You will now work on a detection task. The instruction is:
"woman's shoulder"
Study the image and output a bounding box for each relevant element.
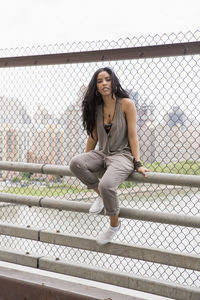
[121,97,134,103]
[121,98,136,109]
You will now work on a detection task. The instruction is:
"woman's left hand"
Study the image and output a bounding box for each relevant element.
[137,166,150,177]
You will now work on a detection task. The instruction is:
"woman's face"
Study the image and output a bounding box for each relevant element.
[96,71,112,96]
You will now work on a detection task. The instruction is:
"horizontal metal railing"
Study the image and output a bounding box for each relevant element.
[0,161,200,299]
[0,161,200,187]
[0,41,199,68]
[0,193,200,228]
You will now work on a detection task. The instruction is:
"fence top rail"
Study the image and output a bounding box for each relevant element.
[0,161,199,187]
[0,41,199,68]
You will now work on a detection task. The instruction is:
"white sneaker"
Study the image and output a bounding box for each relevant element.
[96,222,121,245]
[89,196,104,214]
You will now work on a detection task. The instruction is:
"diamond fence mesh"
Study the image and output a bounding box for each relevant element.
[0,30,200,288]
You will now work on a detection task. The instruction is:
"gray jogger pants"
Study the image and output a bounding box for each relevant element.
[70,150,134,216]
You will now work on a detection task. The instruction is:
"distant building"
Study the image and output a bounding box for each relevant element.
[27,124,64,165]
[168,106,187,129]
[0,95,65,179]
[154,122,200,163]
[0,123,32,179]
[137,102,155,128]
[0,96,31,124]
[0,93,199,179]
[33,104,58,125]
[59,85,87,164]
[0,123,65,180]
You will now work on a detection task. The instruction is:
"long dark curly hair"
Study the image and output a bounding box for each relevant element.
[82,67,129,137]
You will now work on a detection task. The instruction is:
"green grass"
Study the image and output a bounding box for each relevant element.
[145,160,200,175]
[119,181,135,189]
[1,185,87,197]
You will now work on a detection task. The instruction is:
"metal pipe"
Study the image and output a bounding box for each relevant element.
[0,161,200,187]
[0,193,200,228]
[0,161,43,173]
[0,193,41,207]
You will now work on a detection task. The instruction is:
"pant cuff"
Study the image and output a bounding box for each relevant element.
[104,209,120,216]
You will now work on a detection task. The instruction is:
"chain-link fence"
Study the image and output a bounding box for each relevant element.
[0,30,200,291]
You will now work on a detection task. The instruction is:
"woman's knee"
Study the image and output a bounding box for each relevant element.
[69,155,85,173]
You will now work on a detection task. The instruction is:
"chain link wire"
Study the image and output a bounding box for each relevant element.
[0,30,200,289]
[0,29,200,57]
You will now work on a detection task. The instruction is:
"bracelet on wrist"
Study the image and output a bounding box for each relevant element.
[133,158,142,171]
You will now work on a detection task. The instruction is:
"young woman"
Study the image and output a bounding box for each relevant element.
[70,67,149,245]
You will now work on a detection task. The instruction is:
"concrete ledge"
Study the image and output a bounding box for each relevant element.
[1,225,200,271]
[0,266,141,300]
[0,247,39,268]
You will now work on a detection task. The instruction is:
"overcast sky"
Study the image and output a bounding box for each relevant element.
[0,0,199,49]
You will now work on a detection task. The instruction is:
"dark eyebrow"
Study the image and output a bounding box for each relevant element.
[97,76,111,81]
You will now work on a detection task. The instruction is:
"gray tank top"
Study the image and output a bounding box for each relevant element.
[96,97,132,155]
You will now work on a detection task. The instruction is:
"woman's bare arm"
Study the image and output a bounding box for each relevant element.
[85,127,98,152]
[122,98,150,177]
[122,98,140,160]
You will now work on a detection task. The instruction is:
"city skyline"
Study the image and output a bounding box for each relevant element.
[0,50,199,123]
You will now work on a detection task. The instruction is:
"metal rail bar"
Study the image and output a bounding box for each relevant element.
[0,193,200,228]
[0,161,200,187]
[0,42,199,68]
[0,222,200,271]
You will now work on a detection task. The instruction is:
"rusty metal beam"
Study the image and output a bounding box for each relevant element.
[0,266,141,300]
[0,42,199,68]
